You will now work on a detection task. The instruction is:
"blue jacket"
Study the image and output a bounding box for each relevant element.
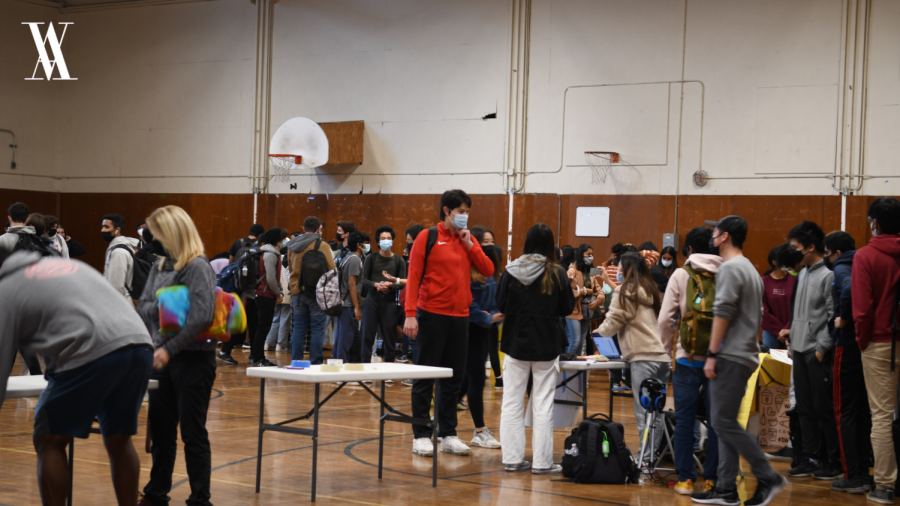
[830,250,856,346]
[469,275,501,328]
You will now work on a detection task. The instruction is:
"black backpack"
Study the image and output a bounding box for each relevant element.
[300,238,330,297]
[562,413,641,484]
[417,227,439,283]
[111,244,151,301]
[14,234,61,258]
[234,247,262,293]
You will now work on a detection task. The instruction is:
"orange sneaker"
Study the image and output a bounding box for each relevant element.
[674,479,694,495]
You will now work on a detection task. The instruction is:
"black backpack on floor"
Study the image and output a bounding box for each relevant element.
[562,413,641,484]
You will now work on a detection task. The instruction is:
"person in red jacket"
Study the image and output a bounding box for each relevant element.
[404,189,494,458]
[852,196,900,504]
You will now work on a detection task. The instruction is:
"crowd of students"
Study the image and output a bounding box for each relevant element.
[3,193,900,506]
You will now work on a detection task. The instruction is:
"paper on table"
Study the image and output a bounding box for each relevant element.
[768,349,793,366]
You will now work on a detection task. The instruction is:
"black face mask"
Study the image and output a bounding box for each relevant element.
[101,231,115,243]
[46,228,57,237]
[336,233,343,242]
[824,256,834,271]
[150,240,168,257]
[402,255,410,264]
[708,237,720,256]
[786,248,805,269]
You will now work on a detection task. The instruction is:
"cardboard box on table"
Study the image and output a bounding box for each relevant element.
[734,350,792,447]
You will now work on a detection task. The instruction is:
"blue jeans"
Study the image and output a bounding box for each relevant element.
[266,304,292,348]
[335,306,357,362]
[408,333,418,364]
[565,318,582,354]
[291,294,327,364]
[762,330,786,350]
[673,363,719,483]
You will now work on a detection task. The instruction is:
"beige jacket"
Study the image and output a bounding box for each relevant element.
[597,285,669,363]
[658,254,723,362]
[566,264,584,320]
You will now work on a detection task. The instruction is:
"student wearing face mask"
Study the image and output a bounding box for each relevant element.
[360,225,407,365]
[761,245,794,351]
[470,226,504,388]
[43,215,69,259]
[247,228,288,368]
[405,189,494,458]
[852,197,900,503]
[571,244,600,355]
[781,221,840,481]
[101,213,140,303]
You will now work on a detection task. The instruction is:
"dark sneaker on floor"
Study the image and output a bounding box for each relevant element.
[216,352,238,365]
[745,475,788,506]
[832,476,872,494]
[765,446,793,462]
[868,487,895,504]
[690,487,741,505]
[397,355,410,363]
[252,358,277,367]
[788,461,820,478]
[494,376,504,390]
[242,342,252,349]
[813,465,843,481]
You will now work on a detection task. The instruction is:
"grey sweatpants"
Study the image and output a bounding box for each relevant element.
[630,360,671,455]
[710,357,779,489]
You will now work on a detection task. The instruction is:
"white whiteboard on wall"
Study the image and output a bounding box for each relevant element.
[575,207,610,237]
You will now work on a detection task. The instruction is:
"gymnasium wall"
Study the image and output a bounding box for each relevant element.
[1,0,898,196]
[9,187,876,276]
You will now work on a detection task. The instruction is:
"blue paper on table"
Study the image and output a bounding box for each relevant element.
[592,336,621,360]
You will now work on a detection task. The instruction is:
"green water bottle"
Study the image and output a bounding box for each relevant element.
[602,433,610,457]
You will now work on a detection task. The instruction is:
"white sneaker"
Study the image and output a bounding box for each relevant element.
[412,437,434,457]
[470,428,501,449]
[384,379,395,385]
[275,345,287,353]
[440,435,472,456]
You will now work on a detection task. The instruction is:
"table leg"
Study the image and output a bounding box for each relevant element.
[312,383,320,502]
[432,380,439,488]
[378,380,385,479]
[609,372,614,418]
[582,371,588,420]
[67,439,74,506]
[255,379,265,493]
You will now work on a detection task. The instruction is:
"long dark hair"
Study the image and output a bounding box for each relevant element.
[470,226,494,245]
[560,245,576,269]
[618,252,661,316]
[473,245,502,282]
[659,246,678,278]
[522,223,560,295]
[763,245,780,277]
[574,243,593,272]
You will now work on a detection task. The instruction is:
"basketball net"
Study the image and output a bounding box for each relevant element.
[268,155,302,184]
[585,152,619,184]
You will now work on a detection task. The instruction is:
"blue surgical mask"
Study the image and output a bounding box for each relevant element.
[282,238,290,247]
[616,271,624,284]
[661,259,672,268]
[379,239,392,251]
[363,244,370,253]
[451,212,468,230]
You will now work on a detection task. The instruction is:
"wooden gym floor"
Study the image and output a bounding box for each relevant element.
[0,349,866,506]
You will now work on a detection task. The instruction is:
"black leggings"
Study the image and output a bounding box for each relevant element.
[466,323,490,429]
[488,324,501,379]
[222,297,257,355]
[250,296,276,362]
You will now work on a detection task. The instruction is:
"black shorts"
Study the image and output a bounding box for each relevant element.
[34,344,153,438]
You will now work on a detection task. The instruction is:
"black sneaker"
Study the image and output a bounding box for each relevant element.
[868,487,895,504]
[787,460,820,478]
[765,446,793,462]
[813,465,843,481]
[831,476,872,494]
[690,487,741,505]
[252,358,277,367]
[745,475,788,506]
[495,376,504,389]
[216,352,238,365]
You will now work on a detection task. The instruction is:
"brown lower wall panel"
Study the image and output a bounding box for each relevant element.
[1,191,885,274]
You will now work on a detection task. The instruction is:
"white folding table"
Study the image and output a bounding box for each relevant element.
[5,375,159,506]
[558,360,630,420]
[246,363,452,502]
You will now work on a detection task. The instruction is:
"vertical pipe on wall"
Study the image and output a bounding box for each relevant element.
[673,0,690,234]
[841,194,847,231]
[505,0,532,256]
[507,188,514,264]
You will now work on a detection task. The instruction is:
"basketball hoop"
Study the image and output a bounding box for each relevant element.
[585,151,620,184]
[268,154,302,183]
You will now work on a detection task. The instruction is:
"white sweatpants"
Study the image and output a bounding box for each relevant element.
[500,355,559,469]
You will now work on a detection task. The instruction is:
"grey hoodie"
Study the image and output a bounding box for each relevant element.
[0,225,36,259]
[0,252,152,407]
[288,233,320,254]
[506,254,547,286]
[789,259,835,354]
[104,236,141,301]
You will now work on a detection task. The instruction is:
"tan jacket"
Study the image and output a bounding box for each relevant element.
[287,236,336,296]
[597,285,669,363]
[567,264,584,320]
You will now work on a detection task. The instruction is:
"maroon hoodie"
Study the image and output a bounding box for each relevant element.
[852,234,900,350]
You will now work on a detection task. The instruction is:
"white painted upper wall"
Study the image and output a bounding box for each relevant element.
[0,0,897,195]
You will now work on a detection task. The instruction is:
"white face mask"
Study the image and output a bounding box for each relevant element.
[661,259,673,268]
[584,256,594,266]
[363,244,370,253]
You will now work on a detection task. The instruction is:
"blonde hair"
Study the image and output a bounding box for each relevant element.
[147,205,205,271]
